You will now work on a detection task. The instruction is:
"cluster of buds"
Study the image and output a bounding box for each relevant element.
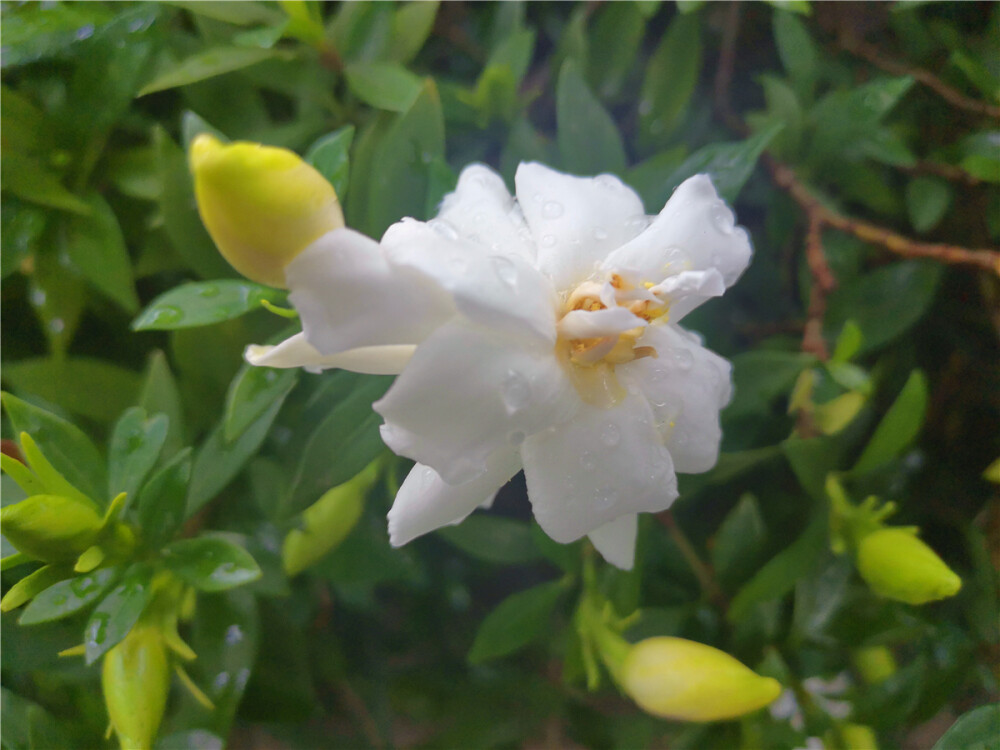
[827,476,961,605]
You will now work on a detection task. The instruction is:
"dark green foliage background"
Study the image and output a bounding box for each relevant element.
[2,2,999,748]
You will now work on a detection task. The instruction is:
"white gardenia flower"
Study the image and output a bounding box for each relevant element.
[248,163,752,569]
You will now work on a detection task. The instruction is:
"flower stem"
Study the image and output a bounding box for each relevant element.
[658,510,728,608]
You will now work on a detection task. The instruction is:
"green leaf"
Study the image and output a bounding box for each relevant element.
[711,494,769,592]
[467,580,566,664]
[305,125,355,198]
[84,562,154,664]
[162,535,261,592]
[638,12,702,145]
[853,370,928,474]
[108,408,168,501]
[139,47,285,96]
[27,246,86,356]
[2,357,141,424]
[906,176,952,233]
[132,280,284,331]
[345,61,423,112]
[727,513,827,622]
[931,704,1000,750]
[388,1,439,64]
[1,392,106,502]
[1,565,72,612]
[728,350,815,418]
[19,567,119,626]
[557,60,626,175]
[180,110,229,153]
[773,9,818,99]
[587,3,646,99]
[223,364,298,443]
[0,2,115,67]
[1,200,46,280]
[662,122,783,204]
[782,436,844,502]
[790,555,851,644]
[438,516,541,565]
[136,449,192,550]
[825,260,942,354]
[0,687,71,750]
[167,1,283,26]
[138,351,187,460]
[0,153,90,215]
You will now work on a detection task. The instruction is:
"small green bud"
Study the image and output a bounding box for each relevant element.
[856,528,962,605]
[852,645,897,684]
[102,626,170,750]
[841,723,879,750]
[620,637,782,722]
[0,494,102,562]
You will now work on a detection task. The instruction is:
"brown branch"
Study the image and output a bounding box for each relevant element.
[842,37,1000,120]
[802,212,834,361]
[902,160,982,187]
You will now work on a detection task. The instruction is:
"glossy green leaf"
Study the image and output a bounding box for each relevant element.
[139,47,285,96]
[809,77,914,164]
[906,176,952,233]
[728,350,815,418]
[853,370,928,474]
[138,351,187,460]
[711,494,769,592]
[345,62,423,112]
[136,449,192,550]
[19,567,119,625]
[557,60,626,175]
[0,153,90,215]
[162,536,261,592]
[27,247,86,356]
[468,580,566,664]
[108,408,168,500]
[84,562,154,664]
[132,280,284,331]
[305,125,355,198]
[638,12,701,145]
[0,392,105,502]
[223,364,298,443]
[438,516,541,565]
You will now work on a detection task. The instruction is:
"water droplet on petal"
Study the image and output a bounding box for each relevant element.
[532,193,544,203]
[672,349,694,371]
[542,200,564,219]
[501,369,531,414]
[711,203,735,234]
[428,219,459,240]
[593,227,608,241]
[600,423,620,447]
[581,452,595,471]
[541,234,556,248]
[626,214,650,233]
[491,256,517,287]
[596,489,618,510]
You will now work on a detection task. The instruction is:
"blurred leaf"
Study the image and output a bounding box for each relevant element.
[782,436,844,501]
[389,1,439,64]
[468,580,565,664]
[162,535,261,592]
[331,2,394,62]
[438,516,541,565]
[906,177,952,233]
[853,370,928,474]
[773,9,818,99]
[931,703,1000,750]
[132,280,284,331]
[557,60,626,175]
[305,125,354,198]
[0,687,72,750]
[345,61,422,112]
[728,350,815,418]
[84,562,154,664]
[136,448,191,550]
[180,110,229,152]
[711,494,768,592]
[140,47,285,96]
[156,730,225,750]
[809,77,914,164]
[1,392,106,502]
[0,153,90,215]
[19,567,119,626]
[28,247,86,356]
[1,201,45,279]
[224,365,298,443]
[108,407,168,503]
[638,12,701,145]
[165,1,283,26]
[587,3,646,99]
[138,351,187,459]
[790,554,851,644]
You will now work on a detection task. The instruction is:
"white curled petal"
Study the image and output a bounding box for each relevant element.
[557,307,646,339]
[621,323,732,474]
[245,333,415,375]
[515,163,647,291]
[433,164,535,262]
[521,393,678,543]
[374,319,577,485]
[287,228,454,355]
[602,174,753,287]
[651,268,726,322]
[382,219,557,344]
[388,449,522,546]
[587,513,638,570]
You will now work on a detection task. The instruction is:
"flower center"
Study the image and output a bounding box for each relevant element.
[556,273,669,408]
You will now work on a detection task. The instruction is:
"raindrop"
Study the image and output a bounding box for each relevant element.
[428,219,459,240]
[52,594,68,606]
[501,369,530,414]
[600,423,620,447]
[542,200,563,219]
[638,99,653,116]
[596,490,618,510]
[592,227,608,241]
[532,193,544,203]
[541,234,556,248]
[213,672,231,691]
[128,17,150,32]
[580,452,595,470]
[225,624,243,645]
[75,24,95,40]
[672,348,694,371]
[49,318,65,334]
[198,284,220,298]
[30,289,46,307]
[491,256,517,287]
[626,214,650,233]
[710,203,735,233]
[151,305,184,326]
[596,175,619,190]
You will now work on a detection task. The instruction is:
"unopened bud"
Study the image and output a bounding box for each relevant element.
[841,723,879,750]
[190,134,344,287]
[852,645,897,684]
[0,494,102,562]
[856,528,961,605]
[102,626,170,750]
[620,637,781,722]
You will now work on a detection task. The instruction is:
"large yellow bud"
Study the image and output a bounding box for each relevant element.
[190,134,344,287]
[856,528,962,605]
[102,626,170,750]
[620,637,781,722]
[0,494,102,562]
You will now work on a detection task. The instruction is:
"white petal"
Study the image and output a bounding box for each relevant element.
[602,174,752,287]
[651,268,726,322]
[388,449,522,546]
[557,307,646,340]
[521,392,678,543]
[374,319,577,485]
[620,323,732,474]
[245,333,415,375]
[381,219,557,344]
[587,513,638,570]
[515,163,647,291]
[287,227,454,355]
[433,164,535,262]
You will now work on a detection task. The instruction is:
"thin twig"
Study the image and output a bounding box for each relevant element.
[657,511,728,608]
[842,36,1000,120]
[802,212,833,361]
[902,160,982,187]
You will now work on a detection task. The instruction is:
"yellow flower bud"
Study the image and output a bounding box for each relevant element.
[190,134,344,287]
[282,461,378,576]
[840,723,879,750]
[102,626,170,750]
[856,528,961,605]
[620,637,782,722]
[852,645,897,684]
[0,494,102,562]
